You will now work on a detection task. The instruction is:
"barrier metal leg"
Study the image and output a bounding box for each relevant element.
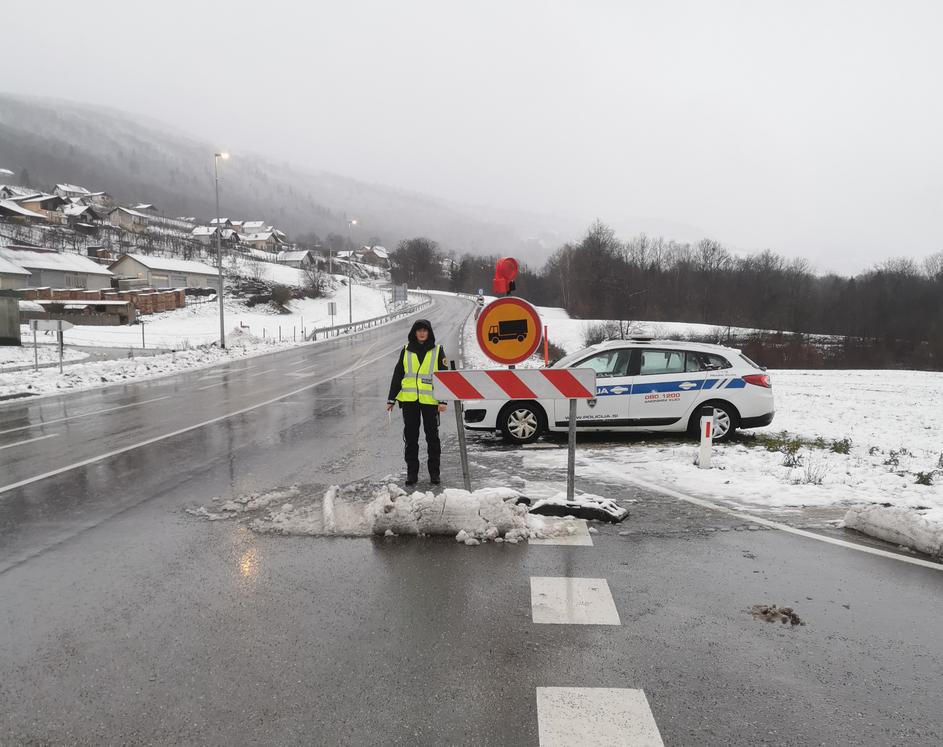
[567,398,577,500]
[455,401,472,492]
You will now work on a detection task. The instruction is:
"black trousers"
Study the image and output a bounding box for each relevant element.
[401,403,440,478]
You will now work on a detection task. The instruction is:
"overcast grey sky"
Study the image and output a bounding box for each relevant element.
[3,0,941,273]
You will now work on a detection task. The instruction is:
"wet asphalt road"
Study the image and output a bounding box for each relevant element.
[1,294,942,745]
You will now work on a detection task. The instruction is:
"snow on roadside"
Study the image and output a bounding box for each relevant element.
[1,281,410,400]
[0,326,292,399]
[1,343,88,370]
[458,306,943,557]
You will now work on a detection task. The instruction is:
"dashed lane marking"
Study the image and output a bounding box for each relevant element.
[536,687,664,746]
[530,577,621,625]
[0,396,171,435]
[0,433,59,451]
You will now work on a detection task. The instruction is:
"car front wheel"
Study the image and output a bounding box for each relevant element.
[499,402,545,445]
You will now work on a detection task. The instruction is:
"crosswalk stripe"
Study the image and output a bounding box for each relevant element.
[530,577,621,625]
[536,687,664,746]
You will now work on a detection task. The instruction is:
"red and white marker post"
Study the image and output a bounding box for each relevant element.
[697,404,714,469]
[434,368,597,496]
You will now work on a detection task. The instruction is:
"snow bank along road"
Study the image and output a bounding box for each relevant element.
[1,294,942,744]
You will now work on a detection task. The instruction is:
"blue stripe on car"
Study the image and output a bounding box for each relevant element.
[594,378,745,397]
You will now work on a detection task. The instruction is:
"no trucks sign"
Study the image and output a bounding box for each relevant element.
[475,297,542,365]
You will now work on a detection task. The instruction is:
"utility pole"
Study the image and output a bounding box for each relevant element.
[214,151,230,348]
[347,218,357,324]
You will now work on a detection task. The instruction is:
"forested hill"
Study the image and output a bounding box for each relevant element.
[0,94,539,256]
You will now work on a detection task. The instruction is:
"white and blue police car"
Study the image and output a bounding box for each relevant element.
[462,339,774,444]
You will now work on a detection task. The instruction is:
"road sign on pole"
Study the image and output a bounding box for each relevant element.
[475,297,542,365]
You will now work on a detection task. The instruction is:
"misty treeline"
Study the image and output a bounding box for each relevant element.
[390,223,943,370]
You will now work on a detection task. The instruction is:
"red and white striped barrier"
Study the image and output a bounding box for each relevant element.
[433,368,597,401]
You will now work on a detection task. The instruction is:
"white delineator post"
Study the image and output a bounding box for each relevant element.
[697,404,714,469]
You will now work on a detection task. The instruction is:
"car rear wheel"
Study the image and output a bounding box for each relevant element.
[688,400,739,443]
[499,402,545,445]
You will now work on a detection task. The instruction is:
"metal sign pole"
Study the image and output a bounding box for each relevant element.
[58,328,64,374]
[567,398,577,500]
[33,327,38,372]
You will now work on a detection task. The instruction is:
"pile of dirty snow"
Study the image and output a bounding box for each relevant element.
[188,482,602,546]
[368,485,532,544]
[843,504,943,558]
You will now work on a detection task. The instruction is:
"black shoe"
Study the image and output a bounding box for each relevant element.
[430,475,441,485]
[405,475,418,486]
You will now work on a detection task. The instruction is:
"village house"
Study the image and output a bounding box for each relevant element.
[109,206,150,233]
[0,199,48,223]
[0,184,36,201]
[0,245,114,290]
[239,230,284,253]
[191,226,241,247]
[108,253,220,289]
[0,254,32,289]
[276,249,315,269]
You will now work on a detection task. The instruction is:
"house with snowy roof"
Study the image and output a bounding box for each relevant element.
[108,253,221,289]
[0,199,48,223]
[191,226,240,246]
[0,185,37,200]
[0,254,32,289]
[109,206,151,233]
[0,245,114,290]
[239,230,284,253]
[276,249,315,269]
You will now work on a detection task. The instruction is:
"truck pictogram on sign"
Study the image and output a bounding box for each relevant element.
[488,318,528,344]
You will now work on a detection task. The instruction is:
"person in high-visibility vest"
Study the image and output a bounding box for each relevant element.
[386,319,448,485]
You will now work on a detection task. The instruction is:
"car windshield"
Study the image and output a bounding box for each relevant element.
[552,345,599,368]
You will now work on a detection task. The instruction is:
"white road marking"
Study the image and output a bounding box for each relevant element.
[530,577,621,625]
[247,368,278,378]
[536,687,664,747]
[623,474,943,572]
[195,382,223,391]
[529,517,594,546]
[197,371,229,380]
[0,433,58,451]
[0,346,402,496]
[0,396,171,435]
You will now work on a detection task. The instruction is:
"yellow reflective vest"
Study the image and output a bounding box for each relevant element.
[395,344,441,405]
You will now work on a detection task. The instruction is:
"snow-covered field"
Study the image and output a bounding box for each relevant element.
[460,300,943,558]
[1,344,88,370]
[1,279,418,400]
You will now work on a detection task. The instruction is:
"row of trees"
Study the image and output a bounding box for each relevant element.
[388,225,943,368]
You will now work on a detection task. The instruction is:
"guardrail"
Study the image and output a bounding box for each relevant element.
[307,293,432,341]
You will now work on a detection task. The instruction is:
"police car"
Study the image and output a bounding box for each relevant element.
[462,339,774,444]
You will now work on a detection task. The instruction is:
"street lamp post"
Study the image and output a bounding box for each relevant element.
[347,218,357,324]
[214,152,230,348]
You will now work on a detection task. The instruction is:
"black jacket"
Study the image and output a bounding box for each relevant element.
[387,319,448,403]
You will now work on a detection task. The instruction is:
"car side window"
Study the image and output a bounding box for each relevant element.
[638,349,686,375]
[576,349,631,378]
[685,352,703,372]
[699,353,732,370]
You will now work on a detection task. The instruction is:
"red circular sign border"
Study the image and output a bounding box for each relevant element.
[475,297,543,365]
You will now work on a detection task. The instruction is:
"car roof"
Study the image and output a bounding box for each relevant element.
[590,339,742,355]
